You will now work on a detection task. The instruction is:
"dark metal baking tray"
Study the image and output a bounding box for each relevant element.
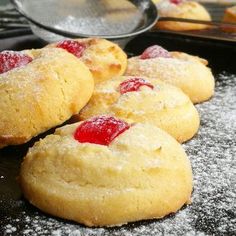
[155,2,236,43]
[0,32,236,235]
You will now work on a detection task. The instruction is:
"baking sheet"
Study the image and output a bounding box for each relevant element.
[154,2,236,42]
[0,33,236,235]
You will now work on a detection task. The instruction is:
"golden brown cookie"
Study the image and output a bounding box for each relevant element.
[125,45,215,104]
[170,51,208,65]
[222,5,236,33]
[155,0,211,31]
[47,38,127,83]
[19,115,193,227]
[0,48,94,148]
[80,76,200,143]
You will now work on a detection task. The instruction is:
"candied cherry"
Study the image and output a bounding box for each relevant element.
[74,116,130,146]
[119,77,154,95]
[140,45,171,59]
[56,40,86,58]
[0,51,32,74]
[170,0,183,4]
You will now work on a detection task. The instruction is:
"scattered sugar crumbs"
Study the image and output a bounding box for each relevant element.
[2,72,236,235]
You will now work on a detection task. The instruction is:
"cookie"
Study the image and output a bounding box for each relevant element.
[19,115,193,227]
[155,0,211,31]
[222,5,236,33]
[47,38,127,83]
[125,45,215,104]
[80,76,200,143]
[0,48,94,148]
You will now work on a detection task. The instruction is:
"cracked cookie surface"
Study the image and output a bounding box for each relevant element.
[47,38,127,84]
[0,48,94,148]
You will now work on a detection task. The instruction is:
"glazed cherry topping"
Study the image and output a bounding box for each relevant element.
[56,40,86,58]
[74,116,130,146]
[170,0,183,4]
[119,78,154,95]
[0,51,32,74]
[140,45,171,59]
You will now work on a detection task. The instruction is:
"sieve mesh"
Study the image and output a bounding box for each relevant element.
[12,0,158,39]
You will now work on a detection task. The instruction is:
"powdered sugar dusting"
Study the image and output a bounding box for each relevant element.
[53,2,142,36]
[156,0,184,16]
[127,56,191,82]
[0,50,32,74]
[1,72,236,235]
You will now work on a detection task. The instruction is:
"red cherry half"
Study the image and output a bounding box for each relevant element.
[140,45,171,59]
[0,51,32,74]
[119,78,154,95]
[74,116,130,146]
[170,0,183,4]
[56,40,86,58]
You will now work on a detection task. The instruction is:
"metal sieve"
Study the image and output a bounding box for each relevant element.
[11,0,158,42]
